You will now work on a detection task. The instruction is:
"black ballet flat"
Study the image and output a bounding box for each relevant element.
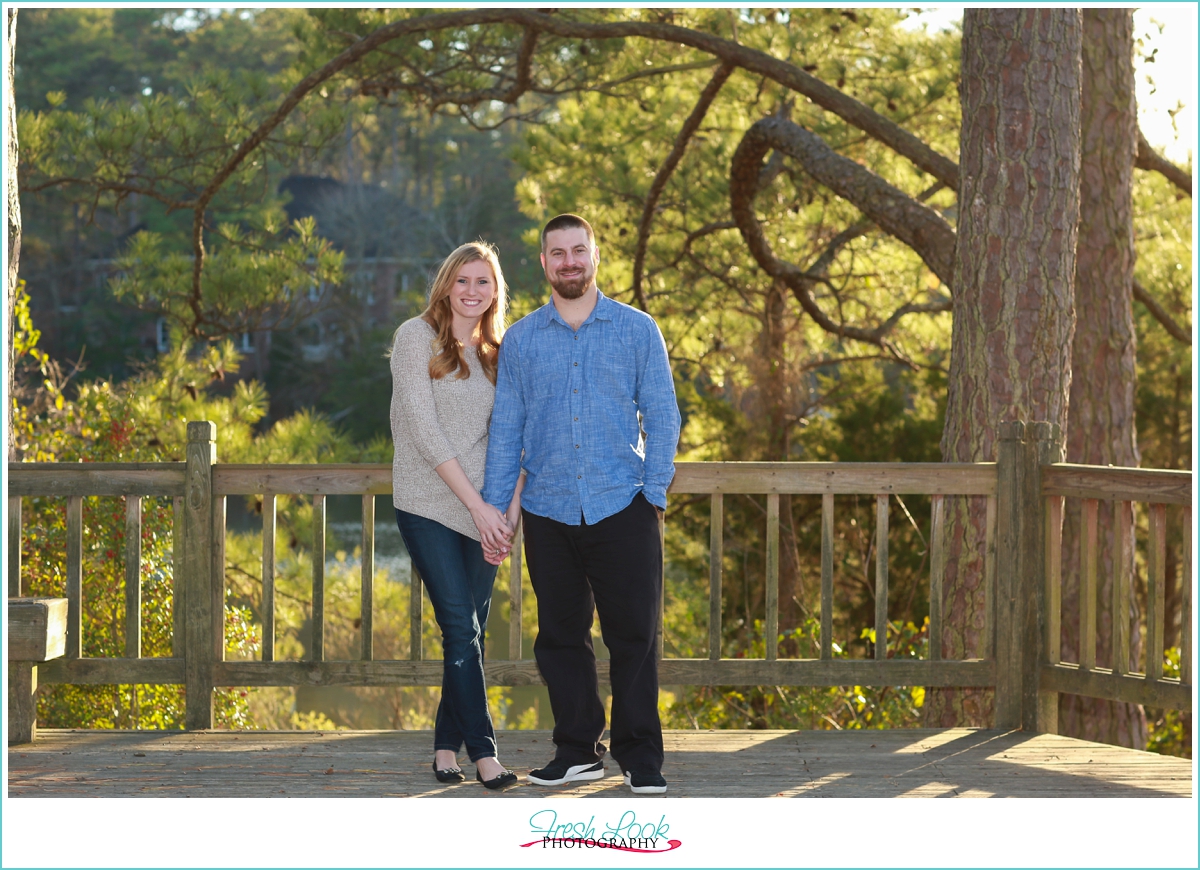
[432,760,465,783]
[477,768,519,790]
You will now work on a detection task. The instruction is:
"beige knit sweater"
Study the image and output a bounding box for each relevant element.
[389,317,494,541]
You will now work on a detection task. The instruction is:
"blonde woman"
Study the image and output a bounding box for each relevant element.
[389,241,523,790]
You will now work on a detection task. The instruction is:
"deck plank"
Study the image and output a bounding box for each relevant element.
[8,729,1190,798]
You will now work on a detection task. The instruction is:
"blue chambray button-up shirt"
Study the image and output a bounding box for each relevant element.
[482,290,681,525]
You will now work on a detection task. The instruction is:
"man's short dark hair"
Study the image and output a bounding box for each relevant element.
[540,214,595,251]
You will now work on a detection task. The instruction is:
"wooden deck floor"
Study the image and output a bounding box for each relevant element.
[7,728,1191,798]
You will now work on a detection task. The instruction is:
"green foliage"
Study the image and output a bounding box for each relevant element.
[661,617,928,731]
[17,12,348,341]
[108,216,342,337]
[1132,169,1192,472]
[12,287,357,729]
[1144,648,1191,759]
[14,9,304,111]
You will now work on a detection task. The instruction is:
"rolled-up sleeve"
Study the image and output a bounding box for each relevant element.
[482,336,526,512]
[390,328,458,470]
[637,319,681,509]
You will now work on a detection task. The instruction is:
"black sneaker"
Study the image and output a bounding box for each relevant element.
[526,758,605,786]
[623,767,667,795]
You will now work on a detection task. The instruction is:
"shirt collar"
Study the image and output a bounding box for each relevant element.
[535,288,615,329]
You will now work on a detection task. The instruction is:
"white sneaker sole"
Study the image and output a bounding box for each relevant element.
[623,772,668,794]
[526,763,605,786]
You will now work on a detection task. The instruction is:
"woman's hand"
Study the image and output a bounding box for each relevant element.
[479,503,513,565]
[470,502,513,555]
[433,457,513,555]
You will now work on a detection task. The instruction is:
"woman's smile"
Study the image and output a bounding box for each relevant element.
[449,259,496,339]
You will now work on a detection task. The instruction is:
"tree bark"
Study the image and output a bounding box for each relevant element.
[925,9,1082,727]
[1058,8,1148,749]
[4,8,18,461]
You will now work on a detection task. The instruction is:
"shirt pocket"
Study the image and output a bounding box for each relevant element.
[523,343,567,402]
[593,349,637,402]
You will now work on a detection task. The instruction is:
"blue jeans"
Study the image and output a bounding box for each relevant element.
[395,509,498,761]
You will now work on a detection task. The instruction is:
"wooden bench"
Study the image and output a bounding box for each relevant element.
[8,598,68,745]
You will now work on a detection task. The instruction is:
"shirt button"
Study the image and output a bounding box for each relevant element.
[574,336,578,341]
[574,362,578,366]
[575,444,580,449]
[577,475,582,479]
[574,417,578,421]
[573,389,578,393]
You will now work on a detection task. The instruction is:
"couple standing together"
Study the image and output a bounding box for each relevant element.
[389,214,681,794]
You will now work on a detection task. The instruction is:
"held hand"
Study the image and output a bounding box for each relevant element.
[481,543,507,567]
[470,502,513,555]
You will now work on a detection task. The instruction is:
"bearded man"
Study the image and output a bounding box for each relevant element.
[482,213,681,794]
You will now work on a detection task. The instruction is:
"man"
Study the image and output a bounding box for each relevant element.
[482,214,681,795]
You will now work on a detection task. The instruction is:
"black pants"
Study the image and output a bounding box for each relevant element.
[522,493,664,772]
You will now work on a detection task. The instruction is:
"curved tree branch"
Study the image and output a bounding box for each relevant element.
[370,25,541,110]
[508,13,962,187]
[1136,127,1193,197]
[183,9,962,333]
[730,116,953,349]
[805,181,947,280]
[344,11,961,185]
[591,59,719,93]
[1132,277,1192,345]
[733,115,956,285]
[187,9,521,335]
[631,62,733,311]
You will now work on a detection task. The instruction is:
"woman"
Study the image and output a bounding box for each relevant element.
[389,240,523,790]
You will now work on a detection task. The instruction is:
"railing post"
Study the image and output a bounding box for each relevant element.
[994,421,1025,730]
[1030,422,1062,733]
[183,421,216,730]
[995,419,1056,732]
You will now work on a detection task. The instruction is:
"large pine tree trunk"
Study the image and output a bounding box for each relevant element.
[925,9,1082,727]
[1058,8,1148,748]
[4,8,18,460]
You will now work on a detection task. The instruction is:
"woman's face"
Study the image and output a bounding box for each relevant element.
[448,259,496,334]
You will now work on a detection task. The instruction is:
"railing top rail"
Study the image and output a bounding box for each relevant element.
[16,460,1190,504]
[9,460,1004,498]
[8,463,186,497]
[671,461,997,495]
[1042,463,1192,505]
[214,464,392,496]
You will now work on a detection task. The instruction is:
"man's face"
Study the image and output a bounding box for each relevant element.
[540,227,599,300]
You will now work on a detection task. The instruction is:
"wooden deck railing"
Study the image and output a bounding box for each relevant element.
[8,420,1191,732]
[1038,462,1192,719]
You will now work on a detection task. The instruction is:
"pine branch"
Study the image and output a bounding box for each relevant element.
[1132,278,1192,345]
[730,115,954,350]
[1136,127,1192,197]
[631,62,734,311]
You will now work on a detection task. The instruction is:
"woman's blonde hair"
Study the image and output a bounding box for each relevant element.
[419,241,507,384]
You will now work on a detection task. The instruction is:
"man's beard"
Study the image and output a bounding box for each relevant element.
[549,269,592,299]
